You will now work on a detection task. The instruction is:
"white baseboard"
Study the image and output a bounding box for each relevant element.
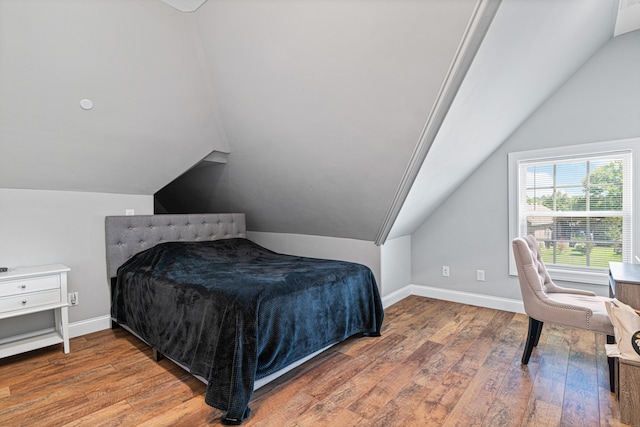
[382,284,525,314]
[69,315,112,339]
[381,286,413,309]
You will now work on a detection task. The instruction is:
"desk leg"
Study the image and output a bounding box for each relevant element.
[607,335,616,393]
[619,359,640,426]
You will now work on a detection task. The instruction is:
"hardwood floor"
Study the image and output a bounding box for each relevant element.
[0,296,626,426]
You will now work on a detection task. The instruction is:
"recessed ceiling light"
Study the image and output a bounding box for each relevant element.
[80,99,94,110]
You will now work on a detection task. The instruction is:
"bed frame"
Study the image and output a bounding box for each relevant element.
[104,212,329,390]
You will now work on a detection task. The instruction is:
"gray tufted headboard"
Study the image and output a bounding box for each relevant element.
[105,213,246,279]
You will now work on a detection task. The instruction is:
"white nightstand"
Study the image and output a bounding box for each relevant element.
[0,264,71,358]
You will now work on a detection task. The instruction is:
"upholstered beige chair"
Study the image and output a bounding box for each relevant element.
[512,235,615,391]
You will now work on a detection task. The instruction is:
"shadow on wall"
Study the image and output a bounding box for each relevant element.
[154,162,230,214]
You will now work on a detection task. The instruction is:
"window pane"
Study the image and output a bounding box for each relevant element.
[526,164,553,189]
[526,165,553,206]
[555,162,587,212]
[587,160,623,211]
[525,159,624,213]
[526,215,622,268]
[589,186,623,210]
[556,162,585,187]
[553,189,586,211]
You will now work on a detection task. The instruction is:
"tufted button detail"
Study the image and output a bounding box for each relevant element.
[107,214,246,280]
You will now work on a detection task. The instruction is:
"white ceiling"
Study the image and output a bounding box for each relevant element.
[0,0,624,242]
[0,0,229,194]
[156,0,482,240]
[160,0,207,12]
[1,0,480,242]
[388,0,618,239]
[616,0,640,36]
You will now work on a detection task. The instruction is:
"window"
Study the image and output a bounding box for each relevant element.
[509,139,639,285]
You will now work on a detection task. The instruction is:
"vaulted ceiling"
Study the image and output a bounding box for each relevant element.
[0,0,628,242]
[155,0,488,240]
[388,0,619,240]
[0,0,230,194]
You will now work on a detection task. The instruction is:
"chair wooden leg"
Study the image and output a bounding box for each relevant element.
[533,319,544,346]
[607,334,615,393]
[522,317,542,365]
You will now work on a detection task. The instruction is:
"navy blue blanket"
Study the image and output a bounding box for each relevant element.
[112,238,383,424]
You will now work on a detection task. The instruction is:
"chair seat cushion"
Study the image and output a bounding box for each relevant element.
[547,293,614,335]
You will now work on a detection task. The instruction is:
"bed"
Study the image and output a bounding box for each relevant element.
[105,213,383,425]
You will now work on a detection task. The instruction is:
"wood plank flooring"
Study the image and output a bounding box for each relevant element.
[0,296,626,426]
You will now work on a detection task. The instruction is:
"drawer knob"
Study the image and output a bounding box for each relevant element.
[22,300,27,304]
[20,284,26,289]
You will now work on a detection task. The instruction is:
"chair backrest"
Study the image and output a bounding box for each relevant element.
[512,235,553,317]
[513,235,555,291]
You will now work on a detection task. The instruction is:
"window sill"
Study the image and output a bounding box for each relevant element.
[546,268,609,286]
[509,264,610,286]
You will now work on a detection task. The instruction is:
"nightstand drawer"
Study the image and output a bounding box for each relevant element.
[0,275,60,297]
[0,290,61,314]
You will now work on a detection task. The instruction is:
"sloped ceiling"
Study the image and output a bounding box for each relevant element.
[616,0,640,36]
[387,0,618,240]
[156,0,483,240]
[0,0,229,194]
[1,0,621,243]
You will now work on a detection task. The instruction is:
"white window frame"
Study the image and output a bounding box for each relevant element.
[508,138,640,286]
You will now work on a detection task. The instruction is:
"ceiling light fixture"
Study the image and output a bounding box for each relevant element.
[79,99,93,110]
[160,0,207,12]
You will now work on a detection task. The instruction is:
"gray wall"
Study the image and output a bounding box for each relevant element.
[411,29,640,300]
[156,0,479,241]
[389,0,616,239]
[0,189,152,340]
[381,235,411,296]
[247,231,382,292]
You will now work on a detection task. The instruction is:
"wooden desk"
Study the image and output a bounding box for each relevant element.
[608,262,640,427]
[609,262,640,308]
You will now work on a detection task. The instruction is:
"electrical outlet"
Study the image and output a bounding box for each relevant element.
[442,266,450,277]
[476,270,485,281]
[125,209,135,216]
[69,292,79,306]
